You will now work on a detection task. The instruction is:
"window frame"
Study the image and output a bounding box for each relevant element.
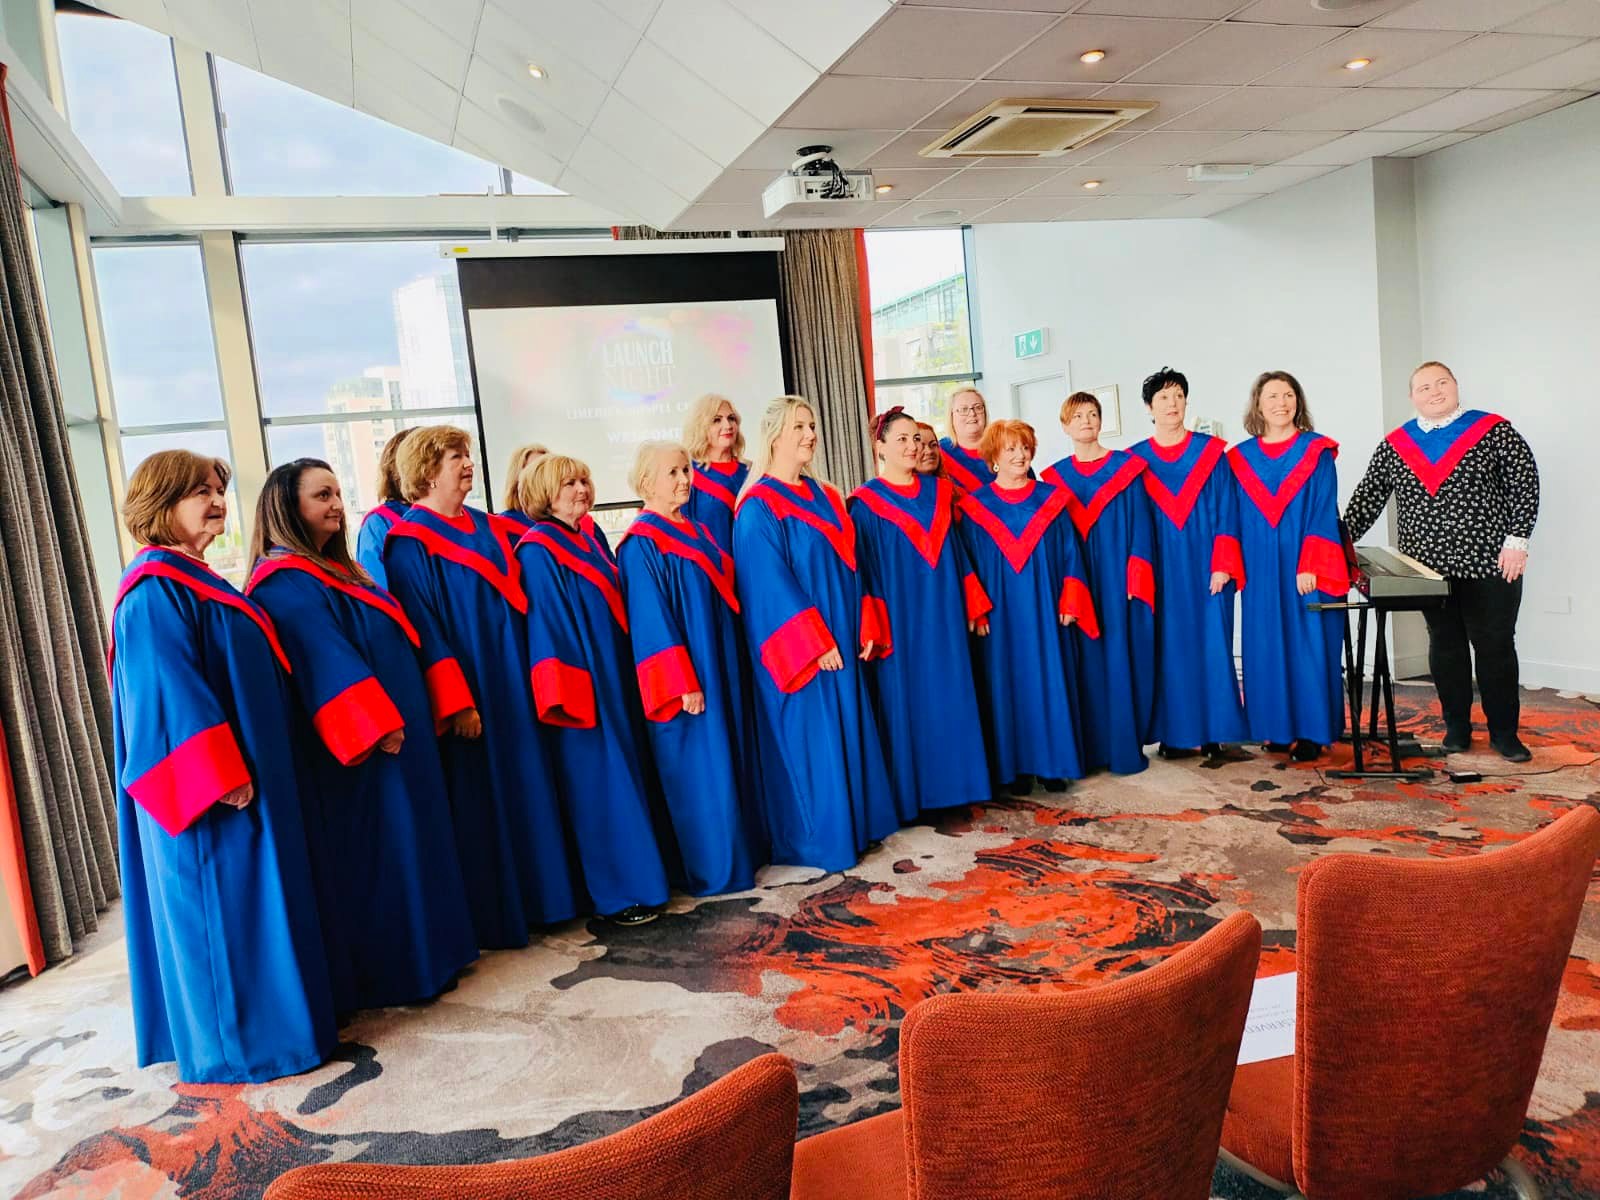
[865,225,983,423]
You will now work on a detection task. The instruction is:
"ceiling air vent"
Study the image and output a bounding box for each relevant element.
[921,98,1157,159]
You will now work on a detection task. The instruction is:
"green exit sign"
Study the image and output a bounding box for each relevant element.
[1014,328,1048,359]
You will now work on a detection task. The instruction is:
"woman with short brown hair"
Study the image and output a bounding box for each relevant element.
[111,448,335,1082]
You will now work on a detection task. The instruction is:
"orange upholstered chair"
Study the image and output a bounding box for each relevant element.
[264,1053,797,1200]
[1222,805,1600,1200]
[790,909,1262,1200]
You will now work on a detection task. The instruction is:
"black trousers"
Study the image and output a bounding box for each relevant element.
[1422,576,1523,741]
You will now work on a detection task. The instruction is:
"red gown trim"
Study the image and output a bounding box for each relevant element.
[636,645,700,723]
[127,721,252,837]
[1385,413,1505,496]
[1127,555,1156,609]
[1044,455,1149,539]
[849,477,954,569]
[691,465,739,510]
[111,554,291,673]
[519,523,629,632]
[1211,534,1247,589]
[1299,534,1352,598]
[620,515,740,613]
[940,447,985,494]
[387,512,527,614]
[424,658,474,730]
[742,478,857,570]
[1140,435,1226,531]
[859,595,892,657]
[760,606,836,694]
[531,657,597,729]
[957,486,1072,573]
[962,571,993,623]
[1226,435,1338,528]
[1058,576,1100,640]
[245,553,421,646]
[313,676,403,766]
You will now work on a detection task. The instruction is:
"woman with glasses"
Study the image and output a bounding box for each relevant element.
[939,387,997,493]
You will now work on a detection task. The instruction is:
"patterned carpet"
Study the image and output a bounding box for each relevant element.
[4,682,1598,1200]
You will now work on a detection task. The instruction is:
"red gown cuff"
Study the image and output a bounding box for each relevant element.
[313,676,403,766]
[962,571,993,623]
[531,658,597,729]
[127,722,251,836]
[1299,534,1351,597]
[760,607,836,694]
[1127,555,1155,609]
[1058,576,1101,640]
[636,645,700,723]
[1211,535,1247,590]
[425,657,475,732]
[860,596,892,659]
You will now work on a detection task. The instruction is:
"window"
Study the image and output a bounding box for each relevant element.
[56,12,191,196]
[864,228,978,432]
[241,239,484,525]
[214,57,561,198]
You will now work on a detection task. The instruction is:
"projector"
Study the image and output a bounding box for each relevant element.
[762,145,876,218]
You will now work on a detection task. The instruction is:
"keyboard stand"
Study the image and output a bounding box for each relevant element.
[1309,598,1434,782]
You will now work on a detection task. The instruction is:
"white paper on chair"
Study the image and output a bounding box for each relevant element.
[1237,972,1297,1065]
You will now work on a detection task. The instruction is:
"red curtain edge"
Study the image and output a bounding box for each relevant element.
[854,229,875,417]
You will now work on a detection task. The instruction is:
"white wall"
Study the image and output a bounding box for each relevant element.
[1413,96,1600,693]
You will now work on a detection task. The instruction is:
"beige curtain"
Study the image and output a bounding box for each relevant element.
[615,226,875,491]
[0,69,120,967]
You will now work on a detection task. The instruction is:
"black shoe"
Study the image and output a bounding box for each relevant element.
[1158,743,1200,760]
[1490,736,1532,763]
[1290,739,1321,763]
[1039,777,1069,792]
[605,905,660,927]
[1204,743,1253,763]
[1007,776,1033,796]
[1440,728,1472,753]
[1263,742,1294,754]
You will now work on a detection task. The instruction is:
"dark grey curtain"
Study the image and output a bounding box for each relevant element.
[0,71,120,964]
[615,226,875,491]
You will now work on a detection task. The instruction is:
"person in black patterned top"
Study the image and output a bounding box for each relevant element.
[1343,361,1540,762]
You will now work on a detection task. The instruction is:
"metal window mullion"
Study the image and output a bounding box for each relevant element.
[197,230,270,536]
[872,371,983,389]
[261,405,477,428]
[118,419,229,438]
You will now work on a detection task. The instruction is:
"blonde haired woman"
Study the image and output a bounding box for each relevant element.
[496,442,549,534]
[733,396,895,872]
[382,425,579,947]
[682,392,748,550]
[939,386,995,493]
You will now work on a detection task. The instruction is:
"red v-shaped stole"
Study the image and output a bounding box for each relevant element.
[1042,457,1147,539]
[112,553,290,672]
[958,487,1070,572]
[246,553,421,646]
[1227,437,1337,529]
[1386,413,1503,496]
[622,518,740,613]
[520,523,628,631]
[691,469,738,510]
[388,512,527,614]
[849,478,954,569]
[745,480,857,570]
[1141,438,1225,531]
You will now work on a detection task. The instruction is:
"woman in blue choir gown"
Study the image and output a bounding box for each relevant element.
[849,408,992,818]
[1128,367,1249,762]
[682,392,750,551]
[958,420,1097,793]
[355,428,412,589]
[938,386,997,494]
[616,441,764,895]
[733,395,897,872]
[495,441,549,536]
[111,450,335,1083]
[515,454,670,925]
[1041,391,1157,775]
[382,426,582,947]
[1229,372,1349,761]
[247,459,477,1012]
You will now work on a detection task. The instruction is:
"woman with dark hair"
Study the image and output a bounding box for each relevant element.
[958,421,1096,793]
[382,425,581,948]
[682,393,750,551]
[1228,372,1348,761]
[247,459,477,1010]
[849,407,991,818]
[355,427,413,588]
[1041,391,1156,775]
[1128,367,1249,762]
[914,421,947,480]
[112,449,334,1082]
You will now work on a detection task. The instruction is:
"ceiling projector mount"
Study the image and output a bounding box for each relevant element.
[763,144,876,218]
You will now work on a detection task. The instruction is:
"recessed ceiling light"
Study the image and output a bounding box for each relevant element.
[1079,49,1107,64]
[875,184,894,194]
[527,63,548,80]
[915,209,962,225]
[1082,179,1102,189]
[1344,57,1373,70]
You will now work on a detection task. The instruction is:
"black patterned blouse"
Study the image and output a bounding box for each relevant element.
[1343,409,1539,581]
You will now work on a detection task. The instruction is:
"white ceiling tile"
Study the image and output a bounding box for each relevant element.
[1159,86,1351,131]
[1251,27,1473,86]
[899,0,1076,9]
[352,28,462,136]
[169,0,260,70]
[1483,39,1600,86]
[1373,0,1555,31]
[1229,0,1413,25]
[395,0,483,45]
[1280,128,1431,163]
[870,199,992,227]
[597,0,661,31]
[916,167,1066,199]
[1273,86,1452,129]
[1055,193,1182,218]
[833,7,1057,80]
[453,99,570,183]
[1390,130,1477,155]
[613,41,767,164]
[667,202,770,231]
[1503,0,1600,37]
[647,0,817,125]
[777,77,968,130]
[563,138,689,227]
[253,0,354,105]
[1207,129,1345,161]
[1076,129,1256,163]
[1200,162,1337,190]
[989,15,1212,83]
[462,55,587,160]
[588,91,724,200]
[1369,87,1556,129]
[727,0,891,74]
[691,170,779,203]
[1151,191,1262,216]
[738,127,901,170]
[1023,163,1190,194]
[921,82,1104,131]
[352,0,470,90]
[975,195,1092,222]
[355,65,455,146]
[868,167,966,199]
[1091,83,1235,129]
[1127,22,1343,86]
[1460,88,1590,130]
[1378,33,1584,87]
[478,0,637,94]
[1077,0,1242,17]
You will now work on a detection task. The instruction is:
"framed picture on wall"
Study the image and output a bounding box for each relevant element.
[1091,384,1122,437]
